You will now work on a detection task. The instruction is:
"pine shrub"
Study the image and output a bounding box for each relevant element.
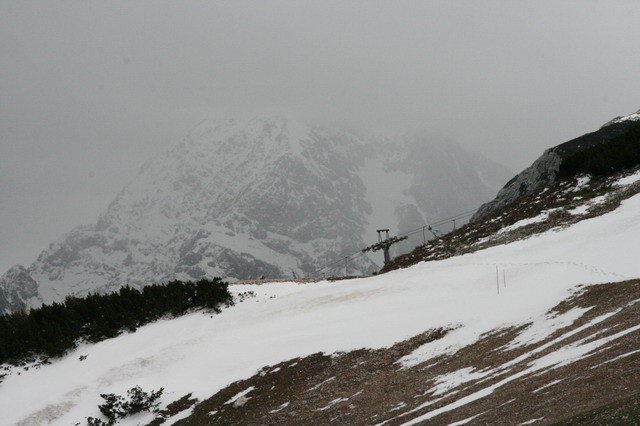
[0,278,232,365]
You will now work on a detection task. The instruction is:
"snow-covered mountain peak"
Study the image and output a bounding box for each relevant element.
[0,118,511,313]
[600,107,640,128]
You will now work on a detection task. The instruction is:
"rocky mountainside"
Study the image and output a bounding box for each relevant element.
[472,108,640,222]
[385,107,640,275]
[0,117,511,314]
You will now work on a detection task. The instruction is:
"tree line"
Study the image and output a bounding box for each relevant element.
[0,278,233,365]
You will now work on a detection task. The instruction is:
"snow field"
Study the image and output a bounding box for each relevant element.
[2,194,640,425]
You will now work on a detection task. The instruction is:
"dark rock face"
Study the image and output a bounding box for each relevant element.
[0,265,40,314]
[472,110,640,222]
[472,149,562,222]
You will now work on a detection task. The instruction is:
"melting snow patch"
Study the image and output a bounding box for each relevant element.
[532,379,563,393]
[225,386,255,405]
[504,307,591,350]
[389,402,407,412]
[269,401,289,413]
[317,397,349,411]
[571,176,591,192]
[498,210,558,234]
[591,349,640,369]
[608,110,640,126]
[307,376,335,392]
[568,205,590,216]
[614,170,640,187]
[518,418,544,425]
[164,408,195,425]
[449,412,486,425]
[429,367,492,396]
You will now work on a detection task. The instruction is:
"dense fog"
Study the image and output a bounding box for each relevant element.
[2,1,640,271]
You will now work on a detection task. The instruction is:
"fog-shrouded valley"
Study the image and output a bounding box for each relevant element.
[2,2,640,425]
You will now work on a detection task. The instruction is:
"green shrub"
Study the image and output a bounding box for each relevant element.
[86,385,164,426]
[0,278,232,365]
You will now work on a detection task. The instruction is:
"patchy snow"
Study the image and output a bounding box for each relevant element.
[532,379,563,393]
[429,368,492,396]
[3,195,640,425]
[614,170,640,188]
[568,205,590,216]
[306,376,335,392]
[448,412,485,425]
[164,408,195,425]
[606,110,640,127]
[570,175,591,192]
[225,386,255,405]
[269,401,289,413]
[400,316,638,425]
[389,402,407,412]
[517,418,544,425]
[504,307,591,350]
[591,349,640,369]
[498,209,559,234]
[317,397,349,411]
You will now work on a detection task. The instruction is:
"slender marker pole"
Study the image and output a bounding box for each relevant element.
[503,270,506,288]
[496,266,500,295]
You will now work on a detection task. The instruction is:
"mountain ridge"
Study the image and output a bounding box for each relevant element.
[472,108,640,222]
[0,117,510,314]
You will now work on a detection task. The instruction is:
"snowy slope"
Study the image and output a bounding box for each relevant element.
[2,190,639,425]
[0,118,510,313]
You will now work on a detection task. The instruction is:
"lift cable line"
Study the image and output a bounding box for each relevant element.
[308,207,480,277]
[362,229,408,265]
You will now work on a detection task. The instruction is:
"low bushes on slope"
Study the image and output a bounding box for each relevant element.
[559,125,640,177]
[0,278,232,365]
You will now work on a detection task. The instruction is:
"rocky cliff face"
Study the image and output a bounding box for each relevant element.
[472,108,640,222]
[0,117,510,313]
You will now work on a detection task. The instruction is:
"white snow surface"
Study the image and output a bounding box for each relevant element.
[2,194,640,425]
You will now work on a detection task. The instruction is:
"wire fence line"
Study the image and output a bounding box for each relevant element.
[309,207,479,277]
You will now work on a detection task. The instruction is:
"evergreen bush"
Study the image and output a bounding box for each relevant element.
[86,385,164,426]
[0,278,232,365]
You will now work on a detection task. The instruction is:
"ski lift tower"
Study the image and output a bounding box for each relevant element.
[362,229,408,265]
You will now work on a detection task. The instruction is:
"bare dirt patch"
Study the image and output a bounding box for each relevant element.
[155,280,640,425]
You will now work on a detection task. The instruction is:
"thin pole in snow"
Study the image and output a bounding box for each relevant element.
[422,226,426,245]
[345,257,348,277]
[496,265,500,295]
[503,270,506,288]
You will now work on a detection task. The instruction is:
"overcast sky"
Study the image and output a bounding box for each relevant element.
[2,1,640,273]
